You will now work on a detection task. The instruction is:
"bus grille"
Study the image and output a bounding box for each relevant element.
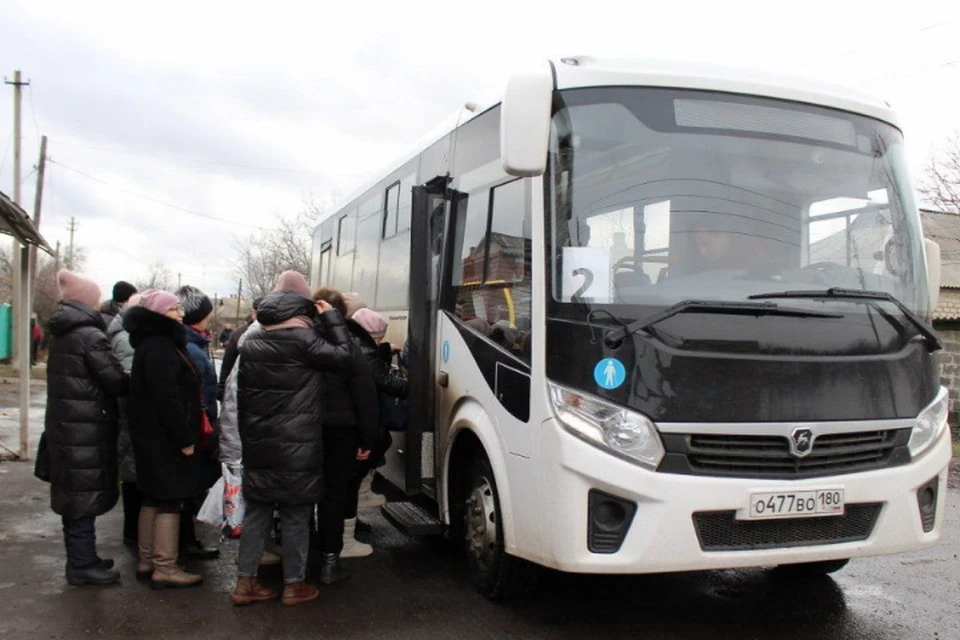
[693,503,882,551]
[659,429,911,479]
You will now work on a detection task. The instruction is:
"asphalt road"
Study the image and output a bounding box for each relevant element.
[1,452,958,640]
[1,379,958,639]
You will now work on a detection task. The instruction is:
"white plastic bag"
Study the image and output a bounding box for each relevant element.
[197,476,225,527]
[222,462,245,539]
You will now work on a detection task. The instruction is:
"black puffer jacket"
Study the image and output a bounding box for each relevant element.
[349,321,408,399]
[124,306,203,501]
[45,301,127,519]
[238,292,353,505]
[318,318,380,450]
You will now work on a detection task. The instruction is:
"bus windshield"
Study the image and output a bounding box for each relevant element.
[546,87,929,319]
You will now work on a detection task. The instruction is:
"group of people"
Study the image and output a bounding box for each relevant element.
[40,268,407,607]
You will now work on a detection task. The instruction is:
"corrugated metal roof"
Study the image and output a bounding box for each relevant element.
[934,288,960,321]
[920,209,960,288]
[0,190,53,253]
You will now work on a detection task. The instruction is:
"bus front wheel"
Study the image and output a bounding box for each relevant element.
[464,455,540,600]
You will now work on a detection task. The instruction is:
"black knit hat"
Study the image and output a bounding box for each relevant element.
[175,285,213,327]
[112,280,137,304]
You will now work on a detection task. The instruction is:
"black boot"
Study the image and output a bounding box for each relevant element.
[319,553,350,585]
[66,564,120,586]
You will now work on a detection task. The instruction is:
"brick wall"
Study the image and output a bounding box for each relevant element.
[936,326,960,439]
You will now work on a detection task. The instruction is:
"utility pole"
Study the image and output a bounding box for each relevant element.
[66,217,76,269]
[235,278,242,323]
[6,70,28,369]
[29,136,47,278]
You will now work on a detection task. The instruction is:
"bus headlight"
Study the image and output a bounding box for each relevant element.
[909,387,949,458]
[549,382,664,469]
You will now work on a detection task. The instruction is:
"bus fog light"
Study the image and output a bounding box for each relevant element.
[916,476,939,533]
[909,387,948,459]
[549,382,664,469]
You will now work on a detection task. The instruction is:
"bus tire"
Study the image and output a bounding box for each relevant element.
[774,558,850,578]
[464,455,540,600]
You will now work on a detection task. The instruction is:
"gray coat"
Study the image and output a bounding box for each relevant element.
[218,321,257,466]
[107,312,137,483]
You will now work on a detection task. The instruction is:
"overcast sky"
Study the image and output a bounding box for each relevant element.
[2,0,959,301]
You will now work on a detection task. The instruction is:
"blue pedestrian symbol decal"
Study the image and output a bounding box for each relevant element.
[442,340,450,363]
[594,358,626,390]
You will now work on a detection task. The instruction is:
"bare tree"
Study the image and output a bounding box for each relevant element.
[233,194,334,299]
[33,247,87,329]
[920,132,960,213]
[0,244,12,304]
[136,261,175,291]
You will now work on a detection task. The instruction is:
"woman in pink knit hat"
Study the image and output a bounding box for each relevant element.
[122,289,207,590]
[43,270,128,586]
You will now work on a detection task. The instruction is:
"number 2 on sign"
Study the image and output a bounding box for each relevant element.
[571,267,593,302]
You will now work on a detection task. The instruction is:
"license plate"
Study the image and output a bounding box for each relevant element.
[744,489,845,520]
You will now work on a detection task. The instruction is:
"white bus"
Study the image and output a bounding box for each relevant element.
[310,56,949,600]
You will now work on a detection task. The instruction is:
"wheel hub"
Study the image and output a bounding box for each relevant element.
[465,477,497,571]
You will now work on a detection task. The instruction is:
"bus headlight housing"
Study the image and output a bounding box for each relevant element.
[549,382,664,469]
[909,387,949,459]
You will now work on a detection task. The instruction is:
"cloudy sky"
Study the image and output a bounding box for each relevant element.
[1,0,959,301]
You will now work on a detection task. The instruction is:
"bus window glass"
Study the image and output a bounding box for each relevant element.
[376,231,410,309]
[384,182,400,238]
[337,214,355,255]
[353,212,381,302]
[487,179,532,360]
[453,191,490,285]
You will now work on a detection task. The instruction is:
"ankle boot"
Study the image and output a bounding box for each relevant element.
[150,511,202,590]
[318,552,350,585]
[341,518,373,558]
[136,506,156,580]
[357,471,386,508]
[280,581,319,606]
[66,564,120,586]
[231,576,278,606]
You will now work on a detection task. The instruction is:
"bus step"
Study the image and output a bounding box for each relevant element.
[382,502,445,536]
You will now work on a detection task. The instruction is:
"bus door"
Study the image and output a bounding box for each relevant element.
[407,176,451,496]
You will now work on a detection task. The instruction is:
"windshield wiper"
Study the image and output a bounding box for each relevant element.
[603,299,843,348]
[748,287,942,351]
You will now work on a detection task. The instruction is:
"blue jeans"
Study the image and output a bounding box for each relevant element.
[237,500,313,583]
[62,516,97,569]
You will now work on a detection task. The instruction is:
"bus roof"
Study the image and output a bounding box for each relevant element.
[323,56,899,222]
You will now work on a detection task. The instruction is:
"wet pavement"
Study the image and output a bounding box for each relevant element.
[2,382,958,639]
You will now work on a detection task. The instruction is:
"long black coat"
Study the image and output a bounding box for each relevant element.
[124,306,203,501]
[319,318,380,451]
[238,292,353,505]
[45,301,127,520]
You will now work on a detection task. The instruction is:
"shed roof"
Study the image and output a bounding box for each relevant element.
[0,191,53,253]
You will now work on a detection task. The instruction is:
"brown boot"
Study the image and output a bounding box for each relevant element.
[231,576,278,606]
[136,506,156,580]
[280,581,319,606]
[150,511,202,590]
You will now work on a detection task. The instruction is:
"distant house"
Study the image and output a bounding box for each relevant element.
[920,208,960,432]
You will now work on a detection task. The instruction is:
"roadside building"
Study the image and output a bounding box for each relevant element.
[921,208,960,434]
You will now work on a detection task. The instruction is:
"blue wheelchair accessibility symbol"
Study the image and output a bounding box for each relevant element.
[594,358,626,390]
[442,340,450,363]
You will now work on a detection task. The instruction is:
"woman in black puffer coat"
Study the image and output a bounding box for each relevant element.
[309,287,380,581]
[124,290,205,590]
[44,270,127,586]
[231,271,354,607]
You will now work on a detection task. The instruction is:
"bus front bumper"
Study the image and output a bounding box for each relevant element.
[532,418,950,574]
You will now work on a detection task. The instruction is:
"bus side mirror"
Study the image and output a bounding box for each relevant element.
[500,64,553,177]
[924,238,941,313]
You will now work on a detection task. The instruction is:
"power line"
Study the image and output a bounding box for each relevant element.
[48,158,256,226]
[800,16,960,69]
[856,56,960,88]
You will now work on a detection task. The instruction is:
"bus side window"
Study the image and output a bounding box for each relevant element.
[488,179,532,360]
